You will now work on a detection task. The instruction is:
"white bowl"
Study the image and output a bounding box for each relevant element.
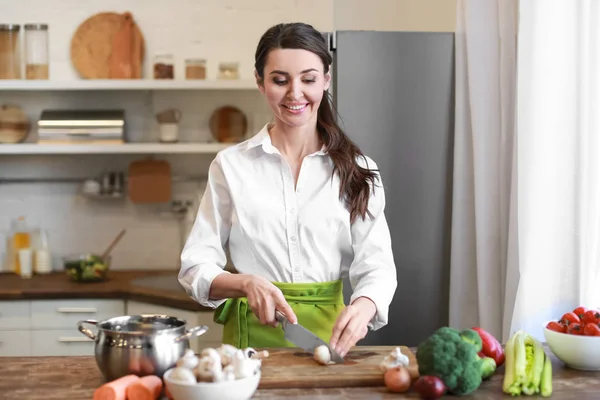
[544,325,600,371]
[163,368,261,400]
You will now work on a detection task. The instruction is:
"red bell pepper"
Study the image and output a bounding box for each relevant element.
[472,327,505,367]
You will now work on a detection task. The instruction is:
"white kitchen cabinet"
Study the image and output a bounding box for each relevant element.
[0,300,31,330]
[0,299,125,357]
[0,330,31,356]
[31,329,95,356]
[125,300,223,352]
[30,299,124,329]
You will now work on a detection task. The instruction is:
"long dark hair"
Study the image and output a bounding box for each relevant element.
[254,22,379,223]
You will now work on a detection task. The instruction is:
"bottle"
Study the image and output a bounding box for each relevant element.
[11,216,30,275]
[33,229,52,274]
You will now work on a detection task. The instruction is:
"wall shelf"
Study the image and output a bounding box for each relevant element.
[0,142,234,155]
[0,79,258,91]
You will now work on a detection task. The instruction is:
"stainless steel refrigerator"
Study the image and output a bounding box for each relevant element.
[325,31,455,347]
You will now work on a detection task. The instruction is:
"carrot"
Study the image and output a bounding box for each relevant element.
[93,374,139,400]
[125,375,163,400]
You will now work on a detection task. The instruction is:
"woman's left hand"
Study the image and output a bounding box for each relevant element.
[329,297,377,357]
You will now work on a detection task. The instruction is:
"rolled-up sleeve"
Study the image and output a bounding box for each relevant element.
[179,154,231,308]
[348,157,398,331]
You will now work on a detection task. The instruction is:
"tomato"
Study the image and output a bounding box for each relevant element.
[546,321,567,333]
[573,306,588,318]
[583,323,600,336]
[568,323,584,335]
[582,310,600,325]
[560,312,581,326]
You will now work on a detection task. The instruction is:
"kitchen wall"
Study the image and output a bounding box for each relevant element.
[0,0,456,272]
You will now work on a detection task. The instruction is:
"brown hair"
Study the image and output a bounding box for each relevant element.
[254,22,380,223]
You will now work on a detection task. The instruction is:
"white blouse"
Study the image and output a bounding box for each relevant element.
[179,124,397,330]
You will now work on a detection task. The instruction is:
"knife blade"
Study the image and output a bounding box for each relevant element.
[275,311,344,363]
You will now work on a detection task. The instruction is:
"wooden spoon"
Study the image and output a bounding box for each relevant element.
[101,229,127,260]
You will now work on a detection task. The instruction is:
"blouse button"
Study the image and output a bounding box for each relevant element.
[291,235,297,241]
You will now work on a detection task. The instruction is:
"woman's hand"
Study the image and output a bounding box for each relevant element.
[243,275,297,327]
[329,297,377,357]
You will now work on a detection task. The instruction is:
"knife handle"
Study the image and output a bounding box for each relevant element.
[275,310,286,324]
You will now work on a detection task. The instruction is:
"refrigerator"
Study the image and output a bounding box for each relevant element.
[325,31,455,347]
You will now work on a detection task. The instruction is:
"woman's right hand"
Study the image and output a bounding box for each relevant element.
[243,275,297,327]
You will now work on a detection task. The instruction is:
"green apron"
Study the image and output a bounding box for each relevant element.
[213,279,345,348]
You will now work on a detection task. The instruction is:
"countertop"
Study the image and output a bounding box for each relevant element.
[1,346,598,399]
[0,270,212,311]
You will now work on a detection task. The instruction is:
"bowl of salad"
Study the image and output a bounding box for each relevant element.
[63,253,110,282]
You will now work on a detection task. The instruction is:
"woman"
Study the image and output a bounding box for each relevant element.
[179,22,397,358]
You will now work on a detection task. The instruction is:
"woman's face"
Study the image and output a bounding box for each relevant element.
[257,48,331,129]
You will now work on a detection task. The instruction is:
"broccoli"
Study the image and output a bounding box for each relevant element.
[416,327,497,395]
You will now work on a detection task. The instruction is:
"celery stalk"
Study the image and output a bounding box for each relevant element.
[502,331,521,395]
[513,331,527,385]
[521,334,545,395]
[540,353,553,397]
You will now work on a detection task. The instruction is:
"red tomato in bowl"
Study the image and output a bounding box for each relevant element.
[560,312,581,326]
[573,306,588,316]
[582,310,600,325]
[568,323,584,335]
[583,323,600,336]
[546,321,567,333]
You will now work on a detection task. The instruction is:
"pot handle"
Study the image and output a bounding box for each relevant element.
[174,325,209,343]
[77,319,98,340]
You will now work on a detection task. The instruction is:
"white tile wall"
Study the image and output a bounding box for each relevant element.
[0,0,455,272]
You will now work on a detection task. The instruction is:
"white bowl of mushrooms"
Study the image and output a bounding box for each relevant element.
[163,344,268,400]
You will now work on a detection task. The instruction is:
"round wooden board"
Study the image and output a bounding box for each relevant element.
[209,106,248,143]
[70,12,145,79]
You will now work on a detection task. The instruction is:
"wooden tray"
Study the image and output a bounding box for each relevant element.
[257,346,419,389]
[71,11,145,79]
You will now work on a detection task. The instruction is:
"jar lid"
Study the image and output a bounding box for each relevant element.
[0,24,20,32]
[24,23,48,30]
[186,58,206,63]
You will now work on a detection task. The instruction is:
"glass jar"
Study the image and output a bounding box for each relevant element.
[153,53,174,79]
[0,24,21,79]
[24,24,49,80]
[218,62,239,80]
[185,58,206,80]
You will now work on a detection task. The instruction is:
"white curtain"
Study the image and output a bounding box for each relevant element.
[449,0,519,343]
[512,0,600,340]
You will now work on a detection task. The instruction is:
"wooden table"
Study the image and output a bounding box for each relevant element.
[1,346,599,399]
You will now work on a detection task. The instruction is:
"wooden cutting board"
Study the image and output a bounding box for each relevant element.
[257,346,418,389]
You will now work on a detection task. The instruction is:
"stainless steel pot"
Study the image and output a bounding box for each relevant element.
[77,314,208,381]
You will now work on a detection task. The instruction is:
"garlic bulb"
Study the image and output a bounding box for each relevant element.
[169,366,198,384]
[176,349,200,369]
[314,345,335,365]
[379,347,410,372]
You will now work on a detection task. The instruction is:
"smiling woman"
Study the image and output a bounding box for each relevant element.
[179,22,398,358]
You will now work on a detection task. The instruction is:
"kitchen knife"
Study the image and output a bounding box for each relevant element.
[275,311,344,363]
